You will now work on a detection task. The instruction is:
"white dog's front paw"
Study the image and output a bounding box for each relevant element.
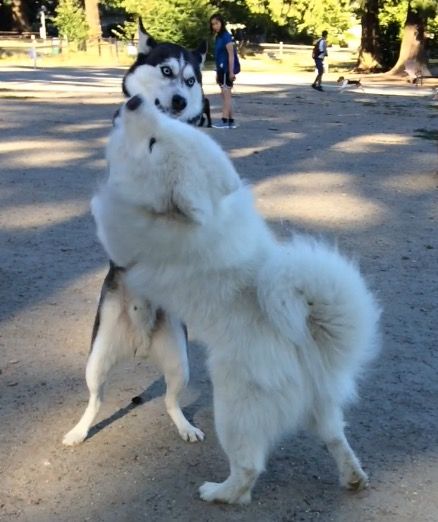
[199,481,251,504]
[179,425,205,443]
[62,428,87,446]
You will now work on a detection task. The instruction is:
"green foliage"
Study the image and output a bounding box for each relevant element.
[119,0,214,48]
[54,0,88,42]
[288,0,357,41]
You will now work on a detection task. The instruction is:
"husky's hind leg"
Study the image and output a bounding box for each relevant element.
[150,312,204,442]
[63,264,144,446]
[312,404,368,490]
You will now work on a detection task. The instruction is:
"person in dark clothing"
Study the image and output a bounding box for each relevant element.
[210,13,238,128]
[312,30,328,92]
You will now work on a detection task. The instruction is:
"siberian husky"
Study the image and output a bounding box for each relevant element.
[63,23,207,447]
[91,95,381,504]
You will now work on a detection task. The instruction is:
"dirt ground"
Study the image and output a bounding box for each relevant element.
[0,65,437,522]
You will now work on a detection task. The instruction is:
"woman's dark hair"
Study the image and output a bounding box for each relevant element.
[209,13,226,35]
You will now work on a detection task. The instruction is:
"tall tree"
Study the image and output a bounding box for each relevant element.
[388,0,436,75]
[84,0,101,39]
[121,0,213,48]
[10,0,31,31]
[357,0,384,71]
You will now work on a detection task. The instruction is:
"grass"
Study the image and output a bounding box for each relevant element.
[0,39,357,73]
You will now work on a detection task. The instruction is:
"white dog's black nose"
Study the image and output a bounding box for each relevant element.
[171,94,187,113]
[126,95,143,111]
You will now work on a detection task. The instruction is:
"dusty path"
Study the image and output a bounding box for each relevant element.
[0,66,437,521]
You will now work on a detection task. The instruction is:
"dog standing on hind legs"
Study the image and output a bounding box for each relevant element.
[63,21,207,446]
[91,95,381,503]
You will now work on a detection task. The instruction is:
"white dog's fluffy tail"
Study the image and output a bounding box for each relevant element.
[257,236,380,396]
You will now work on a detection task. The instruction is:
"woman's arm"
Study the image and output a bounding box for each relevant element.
[226,41,235,80]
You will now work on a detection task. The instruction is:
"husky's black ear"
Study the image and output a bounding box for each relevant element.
[192,40,207,69]
[137,18,157,55]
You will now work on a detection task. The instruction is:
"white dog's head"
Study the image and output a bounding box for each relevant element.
[107,95,241,225]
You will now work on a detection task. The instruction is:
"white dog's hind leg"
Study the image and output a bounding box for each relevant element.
[199,391,268,504]
[150,312,204,442]
[312,405,368,490]
[199,463,261,504]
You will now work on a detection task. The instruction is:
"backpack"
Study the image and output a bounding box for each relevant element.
[312,39,321,59]
[233,44,241,74]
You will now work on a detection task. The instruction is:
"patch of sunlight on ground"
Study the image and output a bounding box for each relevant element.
[255,172,385,228]
[230,133,304,159]
[380,173,437,193]
[331,133,412,153]
[0,138,96,166]
[1,200,89,230]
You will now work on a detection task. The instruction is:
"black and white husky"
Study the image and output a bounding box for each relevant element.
[124,18,211,126]
[63,22,207,446]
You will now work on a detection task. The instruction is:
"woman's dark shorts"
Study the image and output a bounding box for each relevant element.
[314,58,324,75]
[216,70,234,88]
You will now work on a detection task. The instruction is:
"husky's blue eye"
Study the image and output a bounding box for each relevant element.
[161,66,173,77]
[185,77,195,87]
[149,137,156,152]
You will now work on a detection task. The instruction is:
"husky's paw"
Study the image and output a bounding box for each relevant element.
[179,425,205,443]
[341,466,369,491]
[63,428,87,446]
[199,481,251,504]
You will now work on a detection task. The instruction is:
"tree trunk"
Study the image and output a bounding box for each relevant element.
[387,1,430,76]
[10,0,31,32]
[84,0,101,40]
[356,0,384,71]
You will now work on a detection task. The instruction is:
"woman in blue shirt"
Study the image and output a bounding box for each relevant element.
[210,13,237,129]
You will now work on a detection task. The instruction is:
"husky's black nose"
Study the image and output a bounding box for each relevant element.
[126,95,143,111]
[171,94,187,113]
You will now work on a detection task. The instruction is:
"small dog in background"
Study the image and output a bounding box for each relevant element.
[200,96,212,127]
[337,76,364,93]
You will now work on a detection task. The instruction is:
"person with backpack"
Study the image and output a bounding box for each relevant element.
[210,13,240,129]
[311,30,328,92]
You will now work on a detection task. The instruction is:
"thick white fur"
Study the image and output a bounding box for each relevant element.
[91,97,381,504]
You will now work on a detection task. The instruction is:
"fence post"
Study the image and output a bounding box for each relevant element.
[98,37,101,57]
[279,41,283,59]
[30,34,37,68]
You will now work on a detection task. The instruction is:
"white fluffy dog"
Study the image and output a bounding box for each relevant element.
[91,95,381,504]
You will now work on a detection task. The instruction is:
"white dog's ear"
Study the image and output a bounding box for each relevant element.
[171,184,213,225]
[137,18,157,55]
[122,94,159,131]
[193,40,207,69]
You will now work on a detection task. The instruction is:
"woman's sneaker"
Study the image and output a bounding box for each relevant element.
[213,122,230,128]
[213,117,238,129]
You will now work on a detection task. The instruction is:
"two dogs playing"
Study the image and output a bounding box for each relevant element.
[64,23,380,504]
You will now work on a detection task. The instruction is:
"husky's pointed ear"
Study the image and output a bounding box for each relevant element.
[193,40,207,69]
[137,18,157,55]
[171,184,213,225]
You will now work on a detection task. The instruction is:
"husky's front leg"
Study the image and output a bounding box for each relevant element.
[199,386,269,504]
[63,275,128,446]
[150,312,204,442]
[63,263,152,446]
